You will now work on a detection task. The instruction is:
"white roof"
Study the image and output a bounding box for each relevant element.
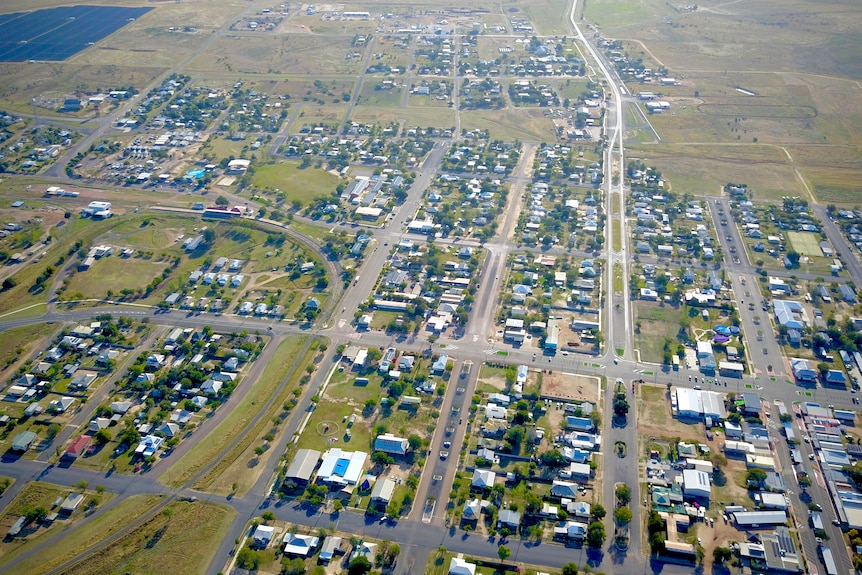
[317,448,367,485]
[449,557,477,575]
[682,469,711,497]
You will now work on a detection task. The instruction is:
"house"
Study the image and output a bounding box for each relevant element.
[498,509,521,531]
[824,370,847,386]
[374,433,409,456]
[89,417,111,432]
[64,435,92,459]
[791,358,818,383]
[774,300,806,329]
[462,498,489,522]
[370,478,396,504]
[283,533,319,556]
[200,379,223,394]
[69,371,97,390]
[741,393,761,415]
[316,448,367,486]
[840,284,857,303]
[48,396,76,413]
[135,434,164,457]
[431,354,449,374]
[251,525,275,549]
[110,400,132,414]
[305,297,320,310]
[146,354,165,369]
[319,536,343,562]
[157,422,180,438]
[554,521,588,541]
[11,431,38,452]
[351,541,378,563]
[60,493,84,515]
[738,527,800,572]
[550,480,579,499]
[284,449,321,486]
[449,557,477,575]
[471,469,496,490]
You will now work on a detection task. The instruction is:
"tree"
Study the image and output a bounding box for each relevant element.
[591,503,606,521]
[347,556,372,575]
[202,228,217,244]
[236,547,260,570]
[540,449,567,467]
[746,467,767,487]
[562,563,579,575]
[94,428,112,445]
[261,511,276,522]
[615,484,631,505]
[614,506,632,525]
[215,195,229,206]
[713,546,732,564]
[497,545,511,561]
[586,521,606,547]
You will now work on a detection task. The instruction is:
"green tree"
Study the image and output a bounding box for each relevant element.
[614,506,632,525]
[615,484,631,505]
[713,546,733,564]
[215,195,229,206]
[347,556,372,575]
[746,467,767,487]
[592,503,606,521]
[236,547,260,570]
[94,429,112,445]
[586,521,606,547]
[497,545,511,561]
[562,563,579,575]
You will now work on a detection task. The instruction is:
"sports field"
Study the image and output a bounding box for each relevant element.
[786,231,822,257]
[0,5,152,62]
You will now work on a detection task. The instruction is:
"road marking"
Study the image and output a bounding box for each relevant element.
[338,319,346,329]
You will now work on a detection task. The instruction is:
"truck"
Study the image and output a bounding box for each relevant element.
[819,545,838,575]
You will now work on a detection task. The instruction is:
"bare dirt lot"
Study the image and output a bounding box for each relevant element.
[542,372,600,405]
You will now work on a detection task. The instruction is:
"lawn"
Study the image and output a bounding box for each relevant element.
[61,500,233,575]
[251,161,340,207]
[160,335,308,488]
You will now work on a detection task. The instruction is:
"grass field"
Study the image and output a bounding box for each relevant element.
[634,302,680,363]
[10,495,163,575]
[350,105,455,130]
[160,335,307,488]
[251,161,340,206]
[0,323,59,375]
[61,500,233,575]
[63,257,171,299]
[785,231,822,256]
[627,143,803,202]
[200,340,321,496]
[460,108,556,141]
[0,481,115,564]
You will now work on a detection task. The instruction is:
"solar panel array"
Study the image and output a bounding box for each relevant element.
[0,5,152,62]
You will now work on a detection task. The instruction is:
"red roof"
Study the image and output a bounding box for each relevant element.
[65,435,92,457]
